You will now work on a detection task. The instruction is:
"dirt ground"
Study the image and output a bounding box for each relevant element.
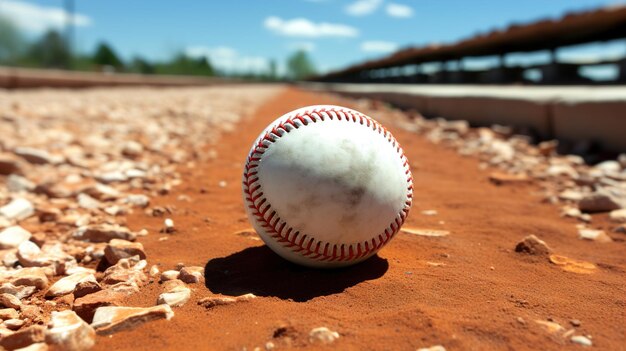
[92,87,625,351]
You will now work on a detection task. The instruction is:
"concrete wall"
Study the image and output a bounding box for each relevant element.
[305,83,626,152]
[552,101,626,151]
[427,97,551,138]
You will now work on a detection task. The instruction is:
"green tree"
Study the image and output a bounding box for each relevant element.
[268,59,278,80]
[191,56,213,76]
[27,30,71,69]
[286,50,316,80]
[0,15,24,64]
[156,53,214,76]
[130,56,154,74]
[93,42,124,70]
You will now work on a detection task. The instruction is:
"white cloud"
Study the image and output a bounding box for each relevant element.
[264,16,358,38]
[345,0,383,16]
[361,41,398,53]
[386,3,413,18]
[0,0,92,33]
[185,46,269,73]
[289,42,316,52]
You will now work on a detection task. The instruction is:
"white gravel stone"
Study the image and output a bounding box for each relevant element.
[77,193,101,210]
[558,190,584,202]
[160,270,179,282]
[489,140,515,161]
[3,318,24,330]
[3,267,49,289]
[595,160,621,174]
[197,293,256,309]
[46,272,96,297]
[546,164,578,178]
[0,283,37,299]
[16,240,41,263]
[149,265,160,276]
[125,169,147,179]
[104,205,124,216]
[0,226,31,249]
[417,346,447,351]
[45,310,96,351]
[13,147,58,165]
[83,183,121,200]
[609,209,626,223]
[14,343,48,351]
[91,304,174,335]
[402,227,450,237]
[95,171,127,183]
[0,307,19,319]
[101,257,148,287]
[0,198,35,221]
[561,206,586,220]
[0,216,11,229]
[125,194,150,208]
[309,327,340,344]
[6,175,35,193]
[163,218,175,233]
[578,228,612,243]
[73,224,136,243]
[0,293,21,309]
[571,335,592,346]
[157,280,191,307]
[17,241,76,270]
[104,239,146,264]
[121,141,144,158]
[178,266,204,284]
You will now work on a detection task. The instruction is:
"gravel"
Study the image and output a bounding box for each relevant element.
[0,85,280,348]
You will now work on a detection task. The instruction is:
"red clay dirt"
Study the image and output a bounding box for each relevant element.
[92,87,625,351]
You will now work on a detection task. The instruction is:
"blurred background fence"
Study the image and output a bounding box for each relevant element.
[309,6,626,85]
[0,66,229,88]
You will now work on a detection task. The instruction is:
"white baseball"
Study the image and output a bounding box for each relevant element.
[242,105,413,268]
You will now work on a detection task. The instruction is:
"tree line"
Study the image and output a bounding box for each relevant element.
[0,15,316,80]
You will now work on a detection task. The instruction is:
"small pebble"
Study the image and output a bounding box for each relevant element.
[309,327,339,344]
[3,318,25,330]
[417,346,446,351]
[160,270,180,282]
[571,335,592,346]
[162,218,175,233]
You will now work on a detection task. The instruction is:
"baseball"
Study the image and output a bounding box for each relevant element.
[242,105,413,268]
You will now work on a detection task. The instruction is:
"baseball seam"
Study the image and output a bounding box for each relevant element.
[243,107,413,263]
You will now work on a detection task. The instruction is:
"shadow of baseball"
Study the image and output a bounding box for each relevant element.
[203,246,388,302]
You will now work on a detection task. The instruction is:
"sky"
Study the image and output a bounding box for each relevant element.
[1,0,625,76]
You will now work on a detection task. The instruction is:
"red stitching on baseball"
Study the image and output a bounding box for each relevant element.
[243,107,413,263]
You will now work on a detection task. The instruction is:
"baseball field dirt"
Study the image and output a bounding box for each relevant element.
[86,87,624,351]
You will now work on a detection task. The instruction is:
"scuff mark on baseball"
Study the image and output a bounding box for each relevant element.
[242,105,413,268]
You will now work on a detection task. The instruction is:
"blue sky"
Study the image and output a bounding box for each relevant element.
[1,0,624,75]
